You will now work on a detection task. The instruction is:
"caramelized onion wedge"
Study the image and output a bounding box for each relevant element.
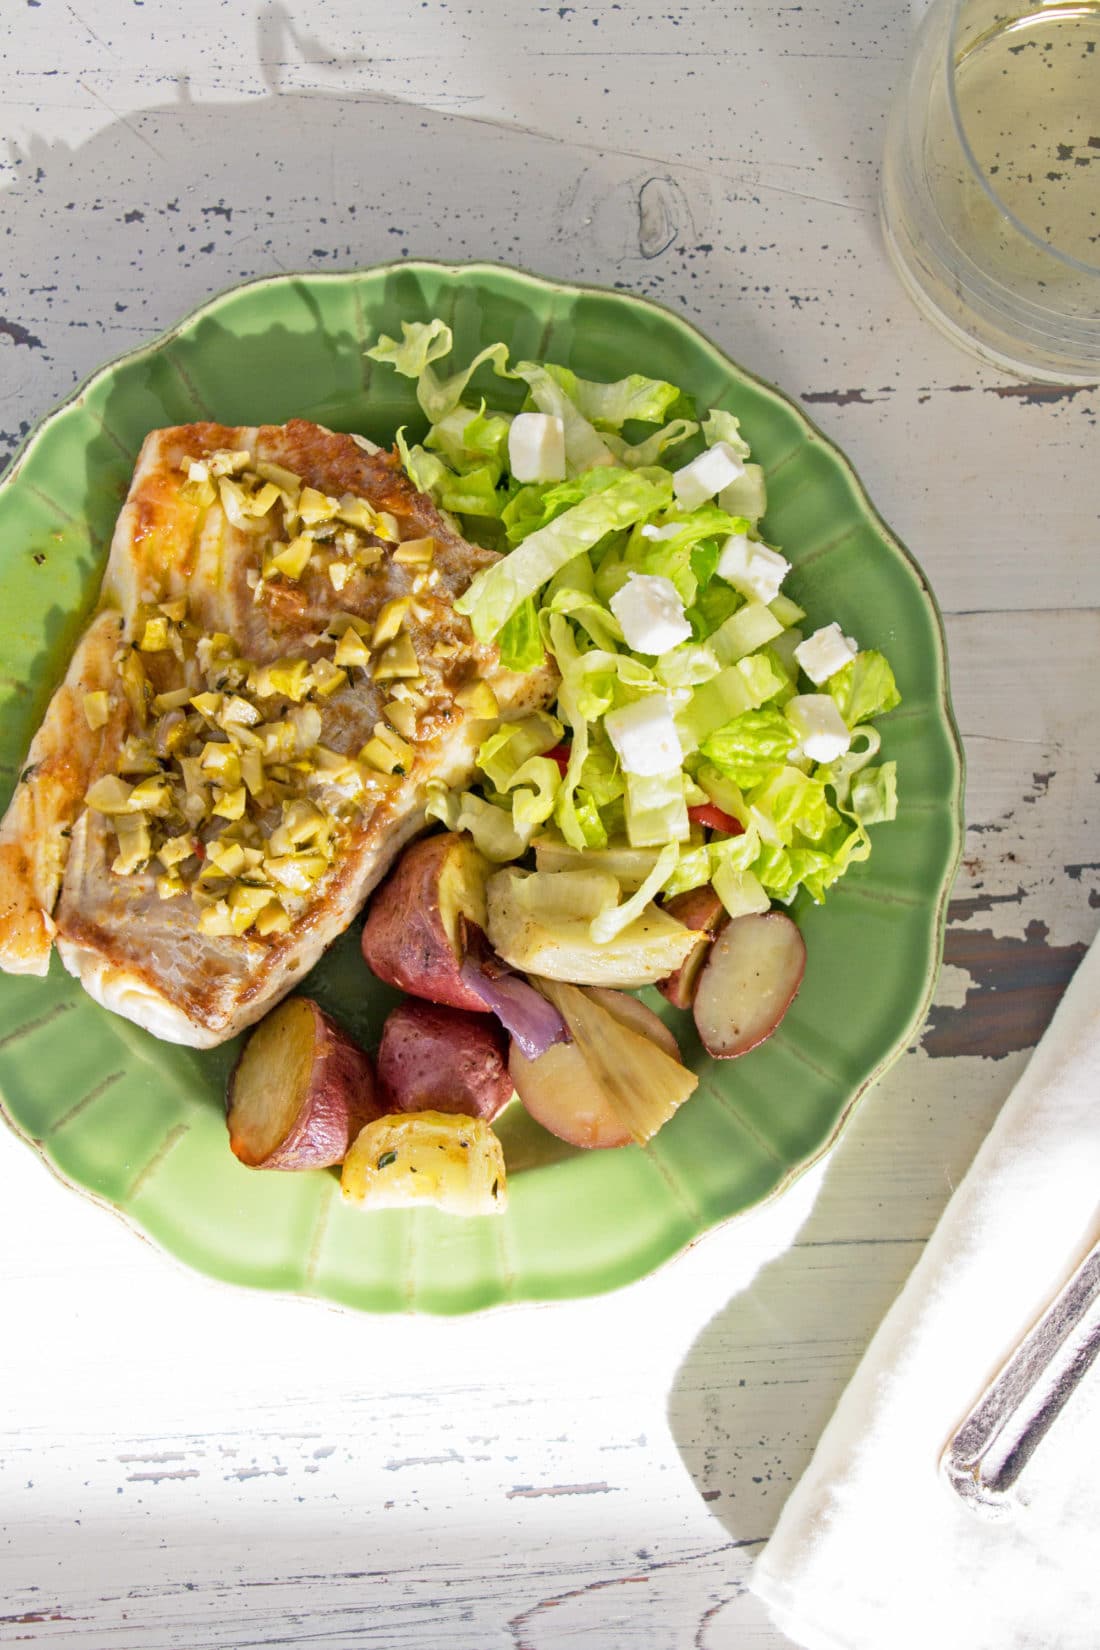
[341,1111,507,1216]
[458,920,568,1060]
[227,997,381,1169]
[693,910,806,1058]
[515,980,697,1148]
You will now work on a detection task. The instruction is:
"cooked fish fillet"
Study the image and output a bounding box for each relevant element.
[0,420,557,1046]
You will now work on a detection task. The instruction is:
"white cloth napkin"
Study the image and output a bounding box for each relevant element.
[750,930,1100,1650]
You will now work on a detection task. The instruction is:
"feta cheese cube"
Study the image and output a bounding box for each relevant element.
[785,694,852,764]
[604,694,683,777]
[672,442,745,510]
[508,413,566,483]
[794,622,858,685]
[609,573,692,654]
[716,532,791,604]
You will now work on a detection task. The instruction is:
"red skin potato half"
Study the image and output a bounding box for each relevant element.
[508,1037,631,1150]
[227,997,383,1169]
[656,885,729,1011]
[508,986,686,1150]
[361,832,490,1013]
[693,910,807,1058]
[377,999,514,1122]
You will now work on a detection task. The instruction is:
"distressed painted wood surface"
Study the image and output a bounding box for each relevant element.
[0,2,1097,1646]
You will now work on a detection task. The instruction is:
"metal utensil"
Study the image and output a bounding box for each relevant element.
[941,1234,1100,1518]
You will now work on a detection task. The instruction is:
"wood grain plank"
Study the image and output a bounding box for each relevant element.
[0,4,1096,1649]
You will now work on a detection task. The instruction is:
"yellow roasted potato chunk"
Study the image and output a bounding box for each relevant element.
[340,1111,506,1216]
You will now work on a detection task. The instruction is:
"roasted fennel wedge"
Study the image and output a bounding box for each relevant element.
[518,979,697,1147]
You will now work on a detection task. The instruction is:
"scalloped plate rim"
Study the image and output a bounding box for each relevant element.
[0,259,965,1315]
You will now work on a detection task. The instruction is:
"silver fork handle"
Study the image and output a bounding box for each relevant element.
[941,1234,1100,1517]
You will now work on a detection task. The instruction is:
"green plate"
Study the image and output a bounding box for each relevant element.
[0,262,963,1314]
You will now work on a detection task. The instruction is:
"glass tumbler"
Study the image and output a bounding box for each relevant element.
[880,0,1100,384]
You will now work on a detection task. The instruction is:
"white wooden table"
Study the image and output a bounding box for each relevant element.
[1,4,1097,1645]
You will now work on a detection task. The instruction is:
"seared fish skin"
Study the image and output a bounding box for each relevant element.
[0,420,557,1047]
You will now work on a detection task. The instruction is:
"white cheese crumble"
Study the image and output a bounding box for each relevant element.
[508,413,566,483]
[716,533,791,604]
[604,694,683,776]
[794,622,858,684]
[609,573,692,654]
[672,442,745,510]
[785,694,852,763]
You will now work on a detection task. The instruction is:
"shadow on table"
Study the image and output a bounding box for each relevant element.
[0,1,778,476]
[666,1195,923,1553]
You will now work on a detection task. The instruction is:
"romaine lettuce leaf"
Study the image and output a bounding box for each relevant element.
[716,463,767,522]
[816,725,882,809]
[623,768,691,847]
[366,318,452,380]
[477,712,562,790]
[689,579,743,640]
[701,407,752,459]
[395,430,449,498]
[747,766,837,845]
[603,419,699,467]
[502,468,625,547]
[711,825,773,917]
[595,503,746,610]
[512,363,616,472]
[567,789,611,848]
[656,641,723,691]
[425,401,511,482]
[367,320,514,424]
[708,601,784,665]
[545,585,623,653]
[539,363,682,430]
[497,597,547,672]
[434,463,505,520]
[678,655,788,751]
[700,706,798,787]
[456,471,673,641]
[851,761,898,825]
[424,783,532,861]
[590,842,679,942]
[826,650,902,726]
[509,756,562,828]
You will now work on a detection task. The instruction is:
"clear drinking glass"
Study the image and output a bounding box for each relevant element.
[880,0,1100,383]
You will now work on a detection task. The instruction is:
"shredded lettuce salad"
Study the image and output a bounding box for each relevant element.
[366,319,900,922]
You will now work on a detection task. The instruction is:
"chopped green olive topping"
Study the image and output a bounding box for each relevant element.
[86,448,455,935]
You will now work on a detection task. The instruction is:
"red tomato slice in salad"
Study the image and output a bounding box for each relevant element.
[687,803,744,835]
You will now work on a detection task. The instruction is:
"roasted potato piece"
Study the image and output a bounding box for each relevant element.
[377,1000,513,1121]
[227,997,381,1169]
[693,910,806,1057]
[486,867,697,988]
[361,832,492,1012]
[508,1037,631,1150]
[340,1110,507,1215]
[510,980,697,1149]
[656,885,729,1010]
